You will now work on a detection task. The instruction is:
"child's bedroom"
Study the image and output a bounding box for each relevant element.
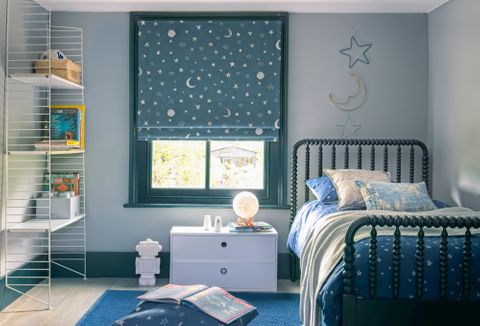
[0,0,479,325]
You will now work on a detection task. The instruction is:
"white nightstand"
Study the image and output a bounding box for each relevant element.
[170,226,278,292]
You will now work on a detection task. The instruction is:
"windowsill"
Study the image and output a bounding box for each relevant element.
[123,202,291,209]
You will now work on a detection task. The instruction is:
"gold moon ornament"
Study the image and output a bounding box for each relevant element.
[328,73,367,112]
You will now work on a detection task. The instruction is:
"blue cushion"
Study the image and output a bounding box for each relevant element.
[356,181,437,212]
[433,200,450,209]
[305,176,338,204]
[116,301,258,326]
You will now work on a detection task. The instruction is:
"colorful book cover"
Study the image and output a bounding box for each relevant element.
[183,287,256,324]
[50,105,85,149]
[51,173,79,195]
[50,108,81,141]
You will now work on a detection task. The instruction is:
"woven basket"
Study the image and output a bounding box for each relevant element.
[33,59,82,84]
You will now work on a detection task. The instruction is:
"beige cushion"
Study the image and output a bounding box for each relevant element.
[324,169,391,210]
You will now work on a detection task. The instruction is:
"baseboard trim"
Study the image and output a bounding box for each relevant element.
[0,258,47,310]
[0,277,22,311]
[52,252,295,279]
[2,253,295,309]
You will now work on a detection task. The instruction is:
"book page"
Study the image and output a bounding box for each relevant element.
[137,284,207,303]
[183,287,256,324]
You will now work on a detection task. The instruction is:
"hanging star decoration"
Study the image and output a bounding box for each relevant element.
[337,114,361,139]
[339,36,372,69]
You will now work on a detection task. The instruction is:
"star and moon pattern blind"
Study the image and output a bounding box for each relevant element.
[135,15,286,141]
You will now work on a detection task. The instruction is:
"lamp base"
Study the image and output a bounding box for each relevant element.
[236,216,254,227]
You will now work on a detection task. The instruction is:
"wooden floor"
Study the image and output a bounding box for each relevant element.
[0,278,300,326]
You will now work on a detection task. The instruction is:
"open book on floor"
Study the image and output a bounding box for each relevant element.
[137,284,256,324]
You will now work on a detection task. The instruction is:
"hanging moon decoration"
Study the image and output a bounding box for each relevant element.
[328,73,367,112]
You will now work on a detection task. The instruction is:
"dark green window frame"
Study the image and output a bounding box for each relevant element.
[125,12,288,208]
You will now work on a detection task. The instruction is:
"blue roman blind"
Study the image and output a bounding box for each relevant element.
[134,15,286,141]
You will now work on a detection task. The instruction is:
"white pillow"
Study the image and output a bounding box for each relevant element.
[324,169,391,211]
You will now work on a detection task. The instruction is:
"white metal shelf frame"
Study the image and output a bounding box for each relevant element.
[4,0,86,311]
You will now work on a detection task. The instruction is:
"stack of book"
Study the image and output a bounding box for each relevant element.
[228,221,273,232]
[34,140,81,150]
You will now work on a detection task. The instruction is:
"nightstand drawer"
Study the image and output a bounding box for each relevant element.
[171,235,276,262]
[170,261,277,292]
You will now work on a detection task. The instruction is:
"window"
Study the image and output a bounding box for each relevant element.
[130,139,285,206]
[127,13,288,207]
[152,141,265,190]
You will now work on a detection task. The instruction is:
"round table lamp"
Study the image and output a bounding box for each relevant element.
[233,191,259,227]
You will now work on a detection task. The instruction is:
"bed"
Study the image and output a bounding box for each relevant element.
[287,138,480,326]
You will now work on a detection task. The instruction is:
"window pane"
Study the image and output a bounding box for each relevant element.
[209,141,264,189]
[151,141,206,188]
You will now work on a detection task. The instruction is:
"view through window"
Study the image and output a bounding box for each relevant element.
[152,140,265,190]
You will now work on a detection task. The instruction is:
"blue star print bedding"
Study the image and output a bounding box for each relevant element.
[288,201,480,326]
[287,200,339,257]
[317,234,480,326]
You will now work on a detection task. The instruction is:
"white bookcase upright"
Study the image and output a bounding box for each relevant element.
[4,0,86,310]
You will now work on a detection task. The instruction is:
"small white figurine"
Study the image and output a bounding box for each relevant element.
[214,216,223,232]
[135,238,163,286]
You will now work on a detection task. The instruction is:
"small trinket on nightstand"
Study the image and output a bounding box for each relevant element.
[214,216,223,232]
[135,238,163,286]
[203,214,212,231]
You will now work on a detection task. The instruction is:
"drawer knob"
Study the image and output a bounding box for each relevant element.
[221,241,227,248]
[220,267,228,275]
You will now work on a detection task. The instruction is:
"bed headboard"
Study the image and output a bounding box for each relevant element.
[290,139,430,227]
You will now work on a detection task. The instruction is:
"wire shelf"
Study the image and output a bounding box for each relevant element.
[4,0,86,311]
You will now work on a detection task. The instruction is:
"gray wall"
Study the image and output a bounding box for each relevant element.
[428,0,480,209]
[52,12,429,253]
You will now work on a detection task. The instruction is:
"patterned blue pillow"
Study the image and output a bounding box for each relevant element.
[356,181,437,212]
[305,176,338,204]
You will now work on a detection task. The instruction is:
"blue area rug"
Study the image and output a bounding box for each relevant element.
[77,290,300,326]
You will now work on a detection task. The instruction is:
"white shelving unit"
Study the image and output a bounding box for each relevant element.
[9,73,85,90]
[4,0,86,310]
[8,149,85,155]
[8,214,86,232]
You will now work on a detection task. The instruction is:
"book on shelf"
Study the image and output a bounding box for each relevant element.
[51,172,80,196]
[228,221,273,232]
[137,284,256,324]
[34,140,81,150]
[35,105,85,151]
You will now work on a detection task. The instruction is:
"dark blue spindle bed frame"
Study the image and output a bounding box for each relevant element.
[289,138,480,326]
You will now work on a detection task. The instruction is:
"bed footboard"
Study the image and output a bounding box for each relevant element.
[342,215,480,326]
